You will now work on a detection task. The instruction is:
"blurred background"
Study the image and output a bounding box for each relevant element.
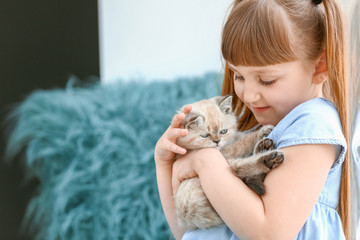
[0,1,99,239]
[0,1,232,239]
[99,0,232,83]
[0,0,356,239]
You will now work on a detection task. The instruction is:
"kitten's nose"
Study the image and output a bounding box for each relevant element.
[213,140,220,144]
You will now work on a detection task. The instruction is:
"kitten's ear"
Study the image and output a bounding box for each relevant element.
[218,95,233,114]
[181,113,204,130]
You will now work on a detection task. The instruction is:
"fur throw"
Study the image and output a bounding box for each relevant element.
[4,73,222,240]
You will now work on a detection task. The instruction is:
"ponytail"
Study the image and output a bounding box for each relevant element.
[322,0,350,238]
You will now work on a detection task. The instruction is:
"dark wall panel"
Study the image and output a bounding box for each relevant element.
[0,1,99,239]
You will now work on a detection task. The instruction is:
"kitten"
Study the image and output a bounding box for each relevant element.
[175,95,284,230]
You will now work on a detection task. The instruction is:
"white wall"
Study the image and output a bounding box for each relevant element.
[98,0,352,84]
[98,0,233,83]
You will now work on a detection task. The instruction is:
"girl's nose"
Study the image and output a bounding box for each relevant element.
[243,81,260,103]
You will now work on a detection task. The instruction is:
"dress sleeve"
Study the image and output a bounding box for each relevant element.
[268,98,347,168]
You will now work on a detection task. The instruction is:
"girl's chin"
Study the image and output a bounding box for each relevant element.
[255,118,277,127]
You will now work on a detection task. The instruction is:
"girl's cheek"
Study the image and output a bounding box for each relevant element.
[234,83,244,102]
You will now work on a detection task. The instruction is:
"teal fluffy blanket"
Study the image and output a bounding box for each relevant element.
[5,73,222,240]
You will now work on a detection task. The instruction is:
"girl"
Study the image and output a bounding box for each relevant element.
[155,0,350,239]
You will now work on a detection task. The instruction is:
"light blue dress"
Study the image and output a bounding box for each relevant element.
[182,97,346,240]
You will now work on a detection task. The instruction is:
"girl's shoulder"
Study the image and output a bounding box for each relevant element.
[268,97,347,167]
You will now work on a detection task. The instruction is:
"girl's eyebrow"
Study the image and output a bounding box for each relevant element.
[228,63,282,75]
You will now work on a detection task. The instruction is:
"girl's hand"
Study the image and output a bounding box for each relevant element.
[154,105,192,167]
[171,150,198,195]
[172,148,222,194]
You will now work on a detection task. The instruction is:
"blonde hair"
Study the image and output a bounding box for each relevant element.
[221,0,350,238]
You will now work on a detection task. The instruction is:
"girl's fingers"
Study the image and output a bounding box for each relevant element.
[170,105,192,128]
[171,112,186,128]
[172,177,181,195]
[171,154,198,194]
[172,160,182,195]
[167,128,188,141]
[182,104,192,114]
[167,140,187,155]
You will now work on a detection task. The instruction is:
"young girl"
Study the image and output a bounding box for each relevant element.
[155,0,350,239]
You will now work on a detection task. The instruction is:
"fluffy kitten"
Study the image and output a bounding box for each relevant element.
[175,95,284,230]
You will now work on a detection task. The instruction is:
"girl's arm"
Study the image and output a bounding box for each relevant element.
[156,163,186,239]
[174,143,336,240]
[154,105,192,239]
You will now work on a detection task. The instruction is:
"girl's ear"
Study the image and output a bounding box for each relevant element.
[312,51,328,84]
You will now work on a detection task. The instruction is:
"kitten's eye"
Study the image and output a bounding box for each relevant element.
[220,129,228,134]
[200,133,209,138]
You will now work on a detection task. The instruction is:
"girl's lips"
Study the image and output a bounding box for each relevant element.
[252,106,270,113]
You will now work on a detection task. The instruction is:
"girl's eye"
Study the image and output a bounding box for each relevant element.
[200,133,209,138]
[234,74,245,81]
[220,129,228,134]
[259,79,276,86]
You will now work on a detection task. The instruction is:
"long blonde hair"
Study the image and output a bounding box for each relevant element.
[220,0,350,238]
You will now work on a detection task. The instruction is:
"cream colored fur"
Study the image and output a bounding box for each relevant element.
[175,95,284,230]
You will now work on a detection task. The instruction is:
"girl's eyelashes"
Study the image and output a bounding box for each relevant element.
[233,71,276,86]
[259,79,276,86]
[233,74,244,81]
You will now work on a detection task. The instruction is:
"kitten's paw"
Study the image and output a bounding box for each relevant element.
[254,138,275,154]
[258,125,274,139]
[261,150,284,169]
